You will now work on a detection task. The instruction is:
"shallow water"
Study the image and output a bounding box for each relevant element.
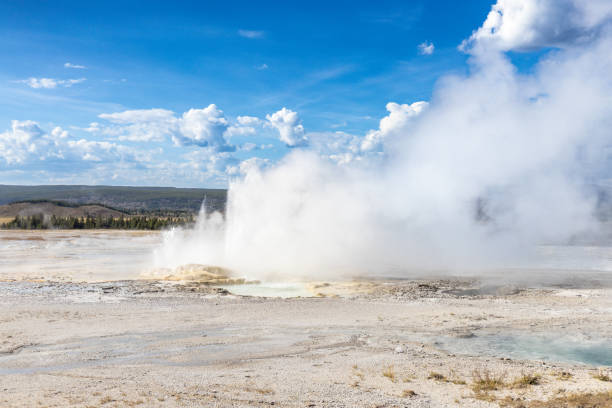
[0,230,161,281]
[3,229,612,287]
[437,332,612,367]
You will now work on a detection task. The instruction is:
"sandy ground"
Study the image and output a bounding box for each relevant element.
[1,231,611,407]
[0,279,611,407]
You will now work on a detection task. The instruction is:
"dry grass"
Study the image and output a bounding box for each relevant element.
[351,365,365,387]
[500,391,612,408]
[382,365,396,382]
[448,369,467,385]
[512,373,541,388]
[471,369,506,393]
[0,217,15,224]
[123,399,144,406]
[254,388,274,395]
[592,370,612,382]
[402,374,416,383]
[554,371,573,381]
[427,372,446,381]
[426,370,467,385]
[244,385,275,395]
[401,389,417,398]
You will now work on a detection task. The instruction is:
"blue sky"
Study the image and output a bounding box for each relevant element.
[0,0,507,187]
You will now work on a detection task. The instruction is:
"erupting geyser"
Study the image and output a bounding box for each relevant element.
[155,1,612,281]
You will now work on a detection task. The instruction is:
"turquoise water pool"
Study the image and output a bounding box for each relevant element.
[437,332,612,366]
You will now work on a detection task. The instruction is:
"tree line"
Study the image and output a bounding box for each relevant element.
[0,214,195,230]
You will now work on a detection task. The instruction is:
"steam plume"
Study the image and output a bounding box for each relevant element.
[154,1,612,280]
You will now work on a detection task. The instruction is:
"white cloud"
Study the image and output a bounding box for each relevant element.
[66,139,125,162]
[175,105,233,150]
[98,109,176,142]
[0,121,78,165]
[256,63,269,70]
[51,126,69,139]
[236,116,262,126]
[266,108,307,147]
[0,119,242,186]
[225,115,262,138]
[64,62,86,69]
[97,105,234,150]
[418,41,435,55]
[305,131,362,165]
[62,78,86,87]
[99,108,174,124]
[240,142,258,151]
[16,77,86,89]
[227,157,271,177]
[361,101,428,152]
[238,29,264,39]
[226,125,256,137]
[0,121,44,164]
[0,120,154,179]
[461,0,612,52]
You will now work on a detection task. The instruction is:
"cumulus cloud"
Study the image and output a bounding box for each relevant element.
[98,109,176,142]
[96,105,234,150]
[64,62,86,69]
[0,120,159,183]
[66,139,125,162]
[51,127,69,139]
[361,101,428,152]
[461,0,612,52]
[226,126,256,137]
[0,120,45,164]
[265,108,307,147]
[238,29,264,39]
[236,116,262,126]
[175,105,233,150]
[99,109,174,124]
[418,41,435,55]
[0,121,104,165]
[305,131,362,165]
[16,77,86,89]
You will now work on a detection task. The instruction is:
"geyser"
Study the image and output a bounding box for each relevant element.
[154,1,612,281]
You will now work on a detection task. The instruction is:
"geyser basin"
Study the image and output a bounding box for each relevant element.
[437,332,612,367]
[219,282,313,298]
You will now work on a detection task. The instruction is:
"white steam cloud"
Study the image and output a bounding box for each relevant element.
[155,0,612,280]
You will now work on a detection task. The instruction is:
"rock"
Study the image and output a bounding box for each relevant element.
[455,331,476,339]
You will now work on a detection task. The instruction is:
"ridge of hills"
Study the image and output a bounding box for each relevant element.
[0,201,126,219]
[0,185,226,214]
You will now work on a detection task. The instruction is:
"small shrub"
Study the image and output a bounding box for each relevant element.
[592,370,612,382]
[448,369,467,385]
[382,365,396,382]
[555,371,573,380]
[401,389,417,397]
[428,372,446,381]
[512,373,541,388]
[471,369,506,393]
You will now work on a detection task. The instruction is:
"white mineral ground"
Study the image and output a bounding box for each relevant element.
[0,230,611,407]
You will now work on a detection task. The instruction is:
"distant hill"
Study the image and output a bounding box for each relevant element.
[0,201,126,219]
[0,185,227,214]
